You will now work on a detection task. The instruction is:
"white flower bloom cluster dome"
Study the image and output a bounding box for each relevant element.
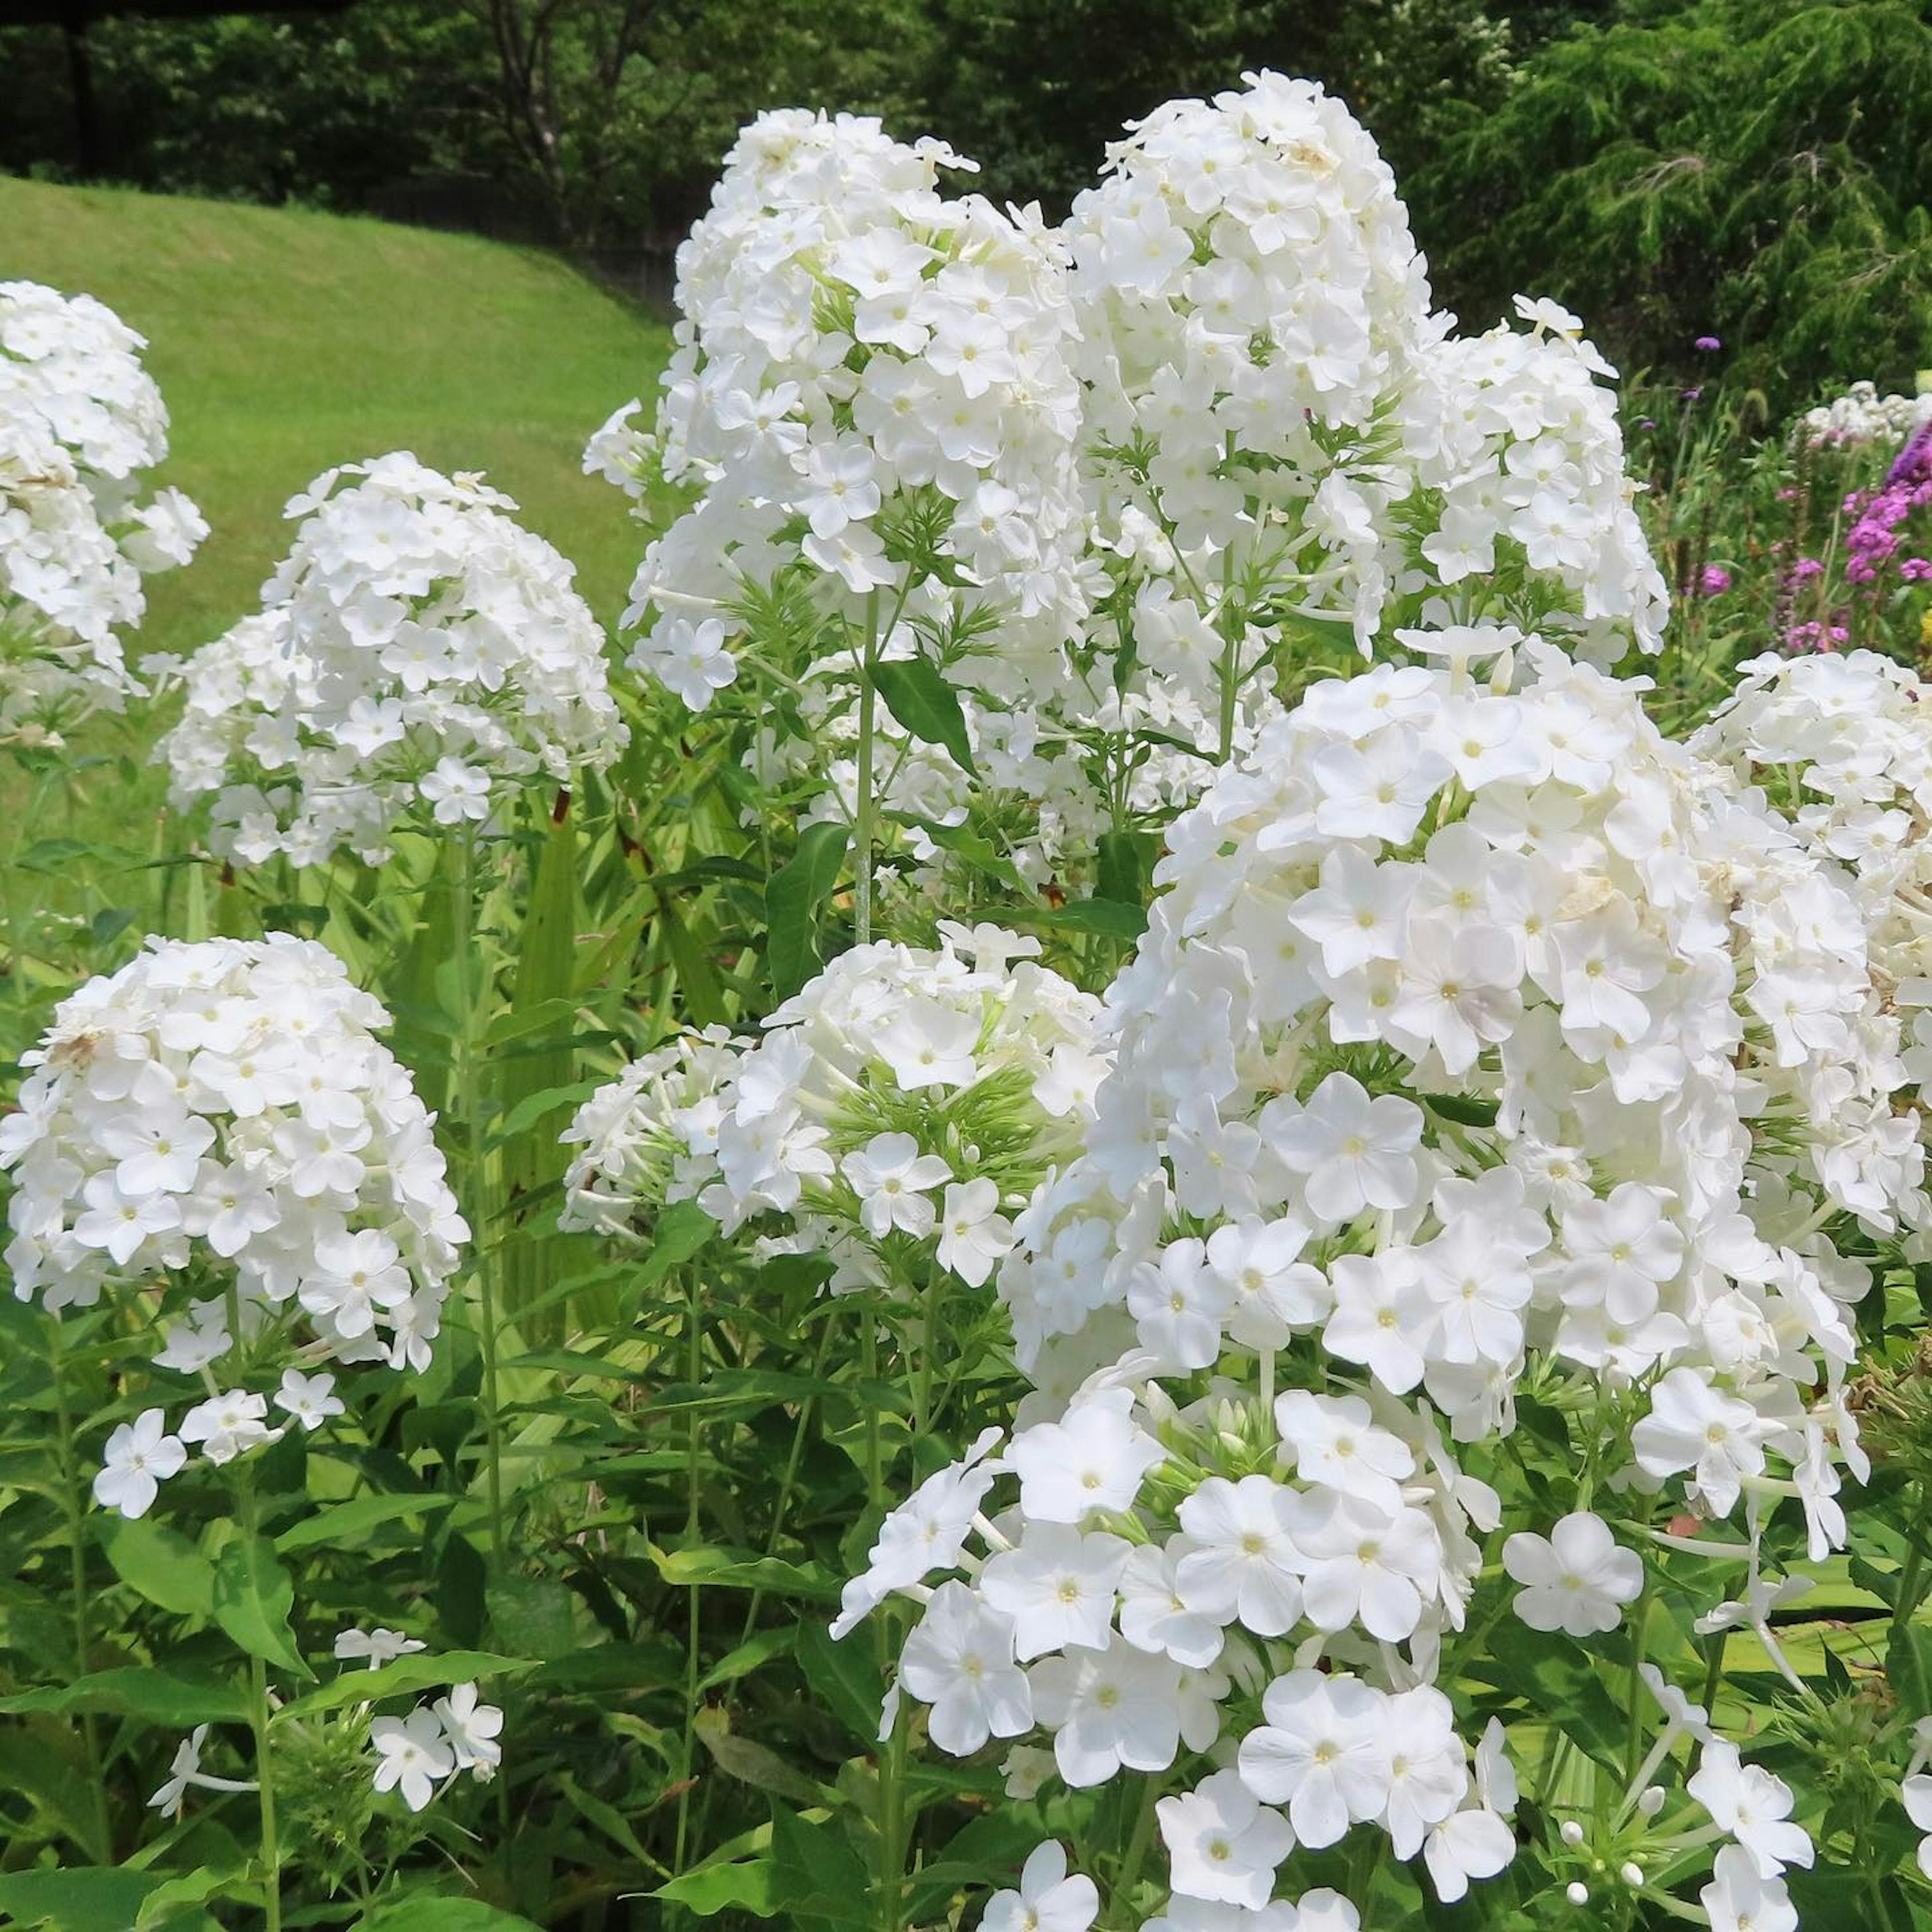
[1796,378,1932,451]
[615,107,1090,712]
[0,280,207,738]
[1067,73,1665,713]
[837,632,1910,1924]
[1,936,466,1517]
[1695,647,1932,1116]
[156,453,626,866]
[562,924,1109,1297]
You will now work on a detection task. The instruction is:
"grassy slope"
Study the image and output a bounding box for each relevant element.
[1,178,669,656]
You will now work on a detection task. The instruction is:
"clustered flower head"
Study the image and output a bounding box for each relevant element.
[1067,73,1664,725]
[563,924,1107,1296]
[1696,646,1932,1111]
[836,633,1908,1923]
[148,1631,503,1827]
[0,280,207,738]
[1,936,466,1517]
[1798,378,1932,451]
[157,453,626,866]
[613,107,1089,712]
[1840,421,1932,590]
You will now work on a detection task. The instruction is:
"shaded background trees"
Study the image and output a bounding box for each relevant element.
[3,0,1929,407]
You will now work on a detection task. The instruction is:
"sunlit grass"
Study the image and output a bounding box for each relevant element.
[2,177,669,658]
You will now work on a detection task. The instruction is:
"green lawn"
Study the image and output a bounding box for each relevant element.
[2,178,670,656]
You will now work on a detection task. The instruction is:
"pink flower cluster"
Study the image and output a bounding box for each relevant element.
[1843,423,1932,587]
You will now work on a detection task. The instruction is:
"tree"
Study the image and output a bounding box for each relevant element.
[1408,0,1932,408]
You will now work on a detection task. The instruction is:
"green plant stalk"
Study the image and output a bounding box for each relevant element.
[859,1309,913,1929]
[454,831,507,1564]
[912,1263,942,1440]
[674,1264,704,1890]
[736,1309,838,1648]
[876,1665,911,1932]
[46,1316,111,1856]
[1893,1479,1928,1632]
[852,594,880,946]
[250,1653,281,1929]
[1113,1778,1163,1908]
[235,1471,282,1932]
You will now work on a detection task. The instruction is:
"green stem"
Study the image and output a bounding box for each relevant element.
[236,1474,282,1932]
[852,594,879,946]
[1894,1482,1928,1630]
[860,1309,908,1930]
[912,1265,942,1440]
[876,1668,910,1932]
[675,1266,704,1886]
[46,1318,111,1856]
[454,832,506,1563]
[1114,1778,1163,1908]
[1624,1581,1653,1786]
[251,1650,282,1932]
[737,1309,837,1648]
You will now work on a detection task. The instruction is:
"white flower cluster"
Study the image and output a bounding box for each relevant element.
[1069,75,1664,702]
[562,925,1107,1296]
[156,453,625,866]
[1796,378,1932,450]
[148,1630,503,1823]
[617,107,1089,711]
[1399,304,1668,661]
[0,280,206,737]
[1696,648,1932,1097]
[1,936,465,1516]
[838,634,1907,1922]
[332,1629,505,1814]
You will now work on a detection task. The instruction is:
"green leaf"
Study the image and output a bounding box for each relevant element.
[1462,1625,1627,1774]
[1423,1091,1501,1129]
[659,894,730,1027]
[358,1901,548,1931]
[502,797,585,1339]
[211,1537,306,1676]
[0,1729,112,1863]
[1037,897,1147,939]
[102,1515,215,1618]
[279,1650,531,1720]
[693,1711,824,1806]
[1888,1621,1932,1717]
[793,1618,884,1742]
[870,655,976,774]
[765,822,850,999]
[652,1545,842,1601]
[654,1854,778,1918]
[700,1625,797,1693]
[768,1807,870,1922]
[274,1490,455,1554]
[1096,830,1156,909]
[0,1666,248,1725]
[0,1869,170,1932]
[620,1196,717,1315]
[486,1574,581,1656]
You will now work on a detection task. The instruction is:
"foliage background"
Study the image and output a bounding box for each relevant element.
[6,0,1931,401]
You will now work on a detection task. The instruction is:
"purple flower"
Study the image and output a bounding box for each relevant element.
[1680,386,1704,403]
[1694,335,1722,352]
[1698,565,1732,597]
